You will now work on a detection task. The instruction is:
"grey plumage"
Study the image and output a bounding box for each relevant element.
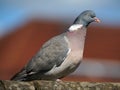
[11,10,100,81]
[11,33,69,81]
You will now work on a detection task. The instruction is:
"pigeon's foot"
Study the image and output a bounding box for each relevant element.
[56,79,62,82]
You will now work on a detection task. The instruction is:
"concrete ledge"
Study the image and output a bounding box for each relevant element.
[0,80,120,90]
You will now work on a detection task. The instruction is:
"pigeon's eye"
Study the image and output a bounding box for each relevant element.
[91,15,95,18]
[91,16,95,18]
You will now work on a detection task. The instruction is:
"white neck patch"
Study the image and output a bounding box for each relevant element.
[68,24,83,32]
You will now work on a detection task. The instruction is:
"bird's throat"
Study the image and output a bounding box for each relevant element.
[66,28,87,54]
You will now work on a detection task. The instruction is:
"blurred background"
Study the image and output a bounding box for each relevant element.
[0,0,120,82]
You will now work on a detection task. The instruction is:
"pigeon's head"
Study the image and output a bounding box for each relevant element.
[74,10,100,27]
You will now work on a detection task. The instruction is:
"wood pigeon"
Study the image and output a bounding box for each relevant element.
[11,10,100,81]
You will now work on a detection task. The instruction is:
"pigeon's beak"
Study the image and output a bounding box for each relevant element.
[94,17,100,23]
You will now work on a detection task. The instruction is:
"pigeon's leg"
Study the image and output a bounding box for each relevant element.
[53,79,64,87]
[56,79,62,82]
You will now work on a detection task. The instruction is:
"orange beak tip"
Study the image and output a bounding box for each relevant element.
[94,17,101,23]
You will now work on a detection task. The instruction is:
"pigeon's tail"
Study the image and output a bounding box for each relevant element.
[11,68,27,81]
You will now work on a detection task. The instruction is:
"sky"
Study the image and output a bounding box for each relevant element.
[0,0,120,36]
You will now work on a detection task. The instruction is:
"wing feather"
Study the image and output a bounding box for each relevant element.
[25,33,69,74]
